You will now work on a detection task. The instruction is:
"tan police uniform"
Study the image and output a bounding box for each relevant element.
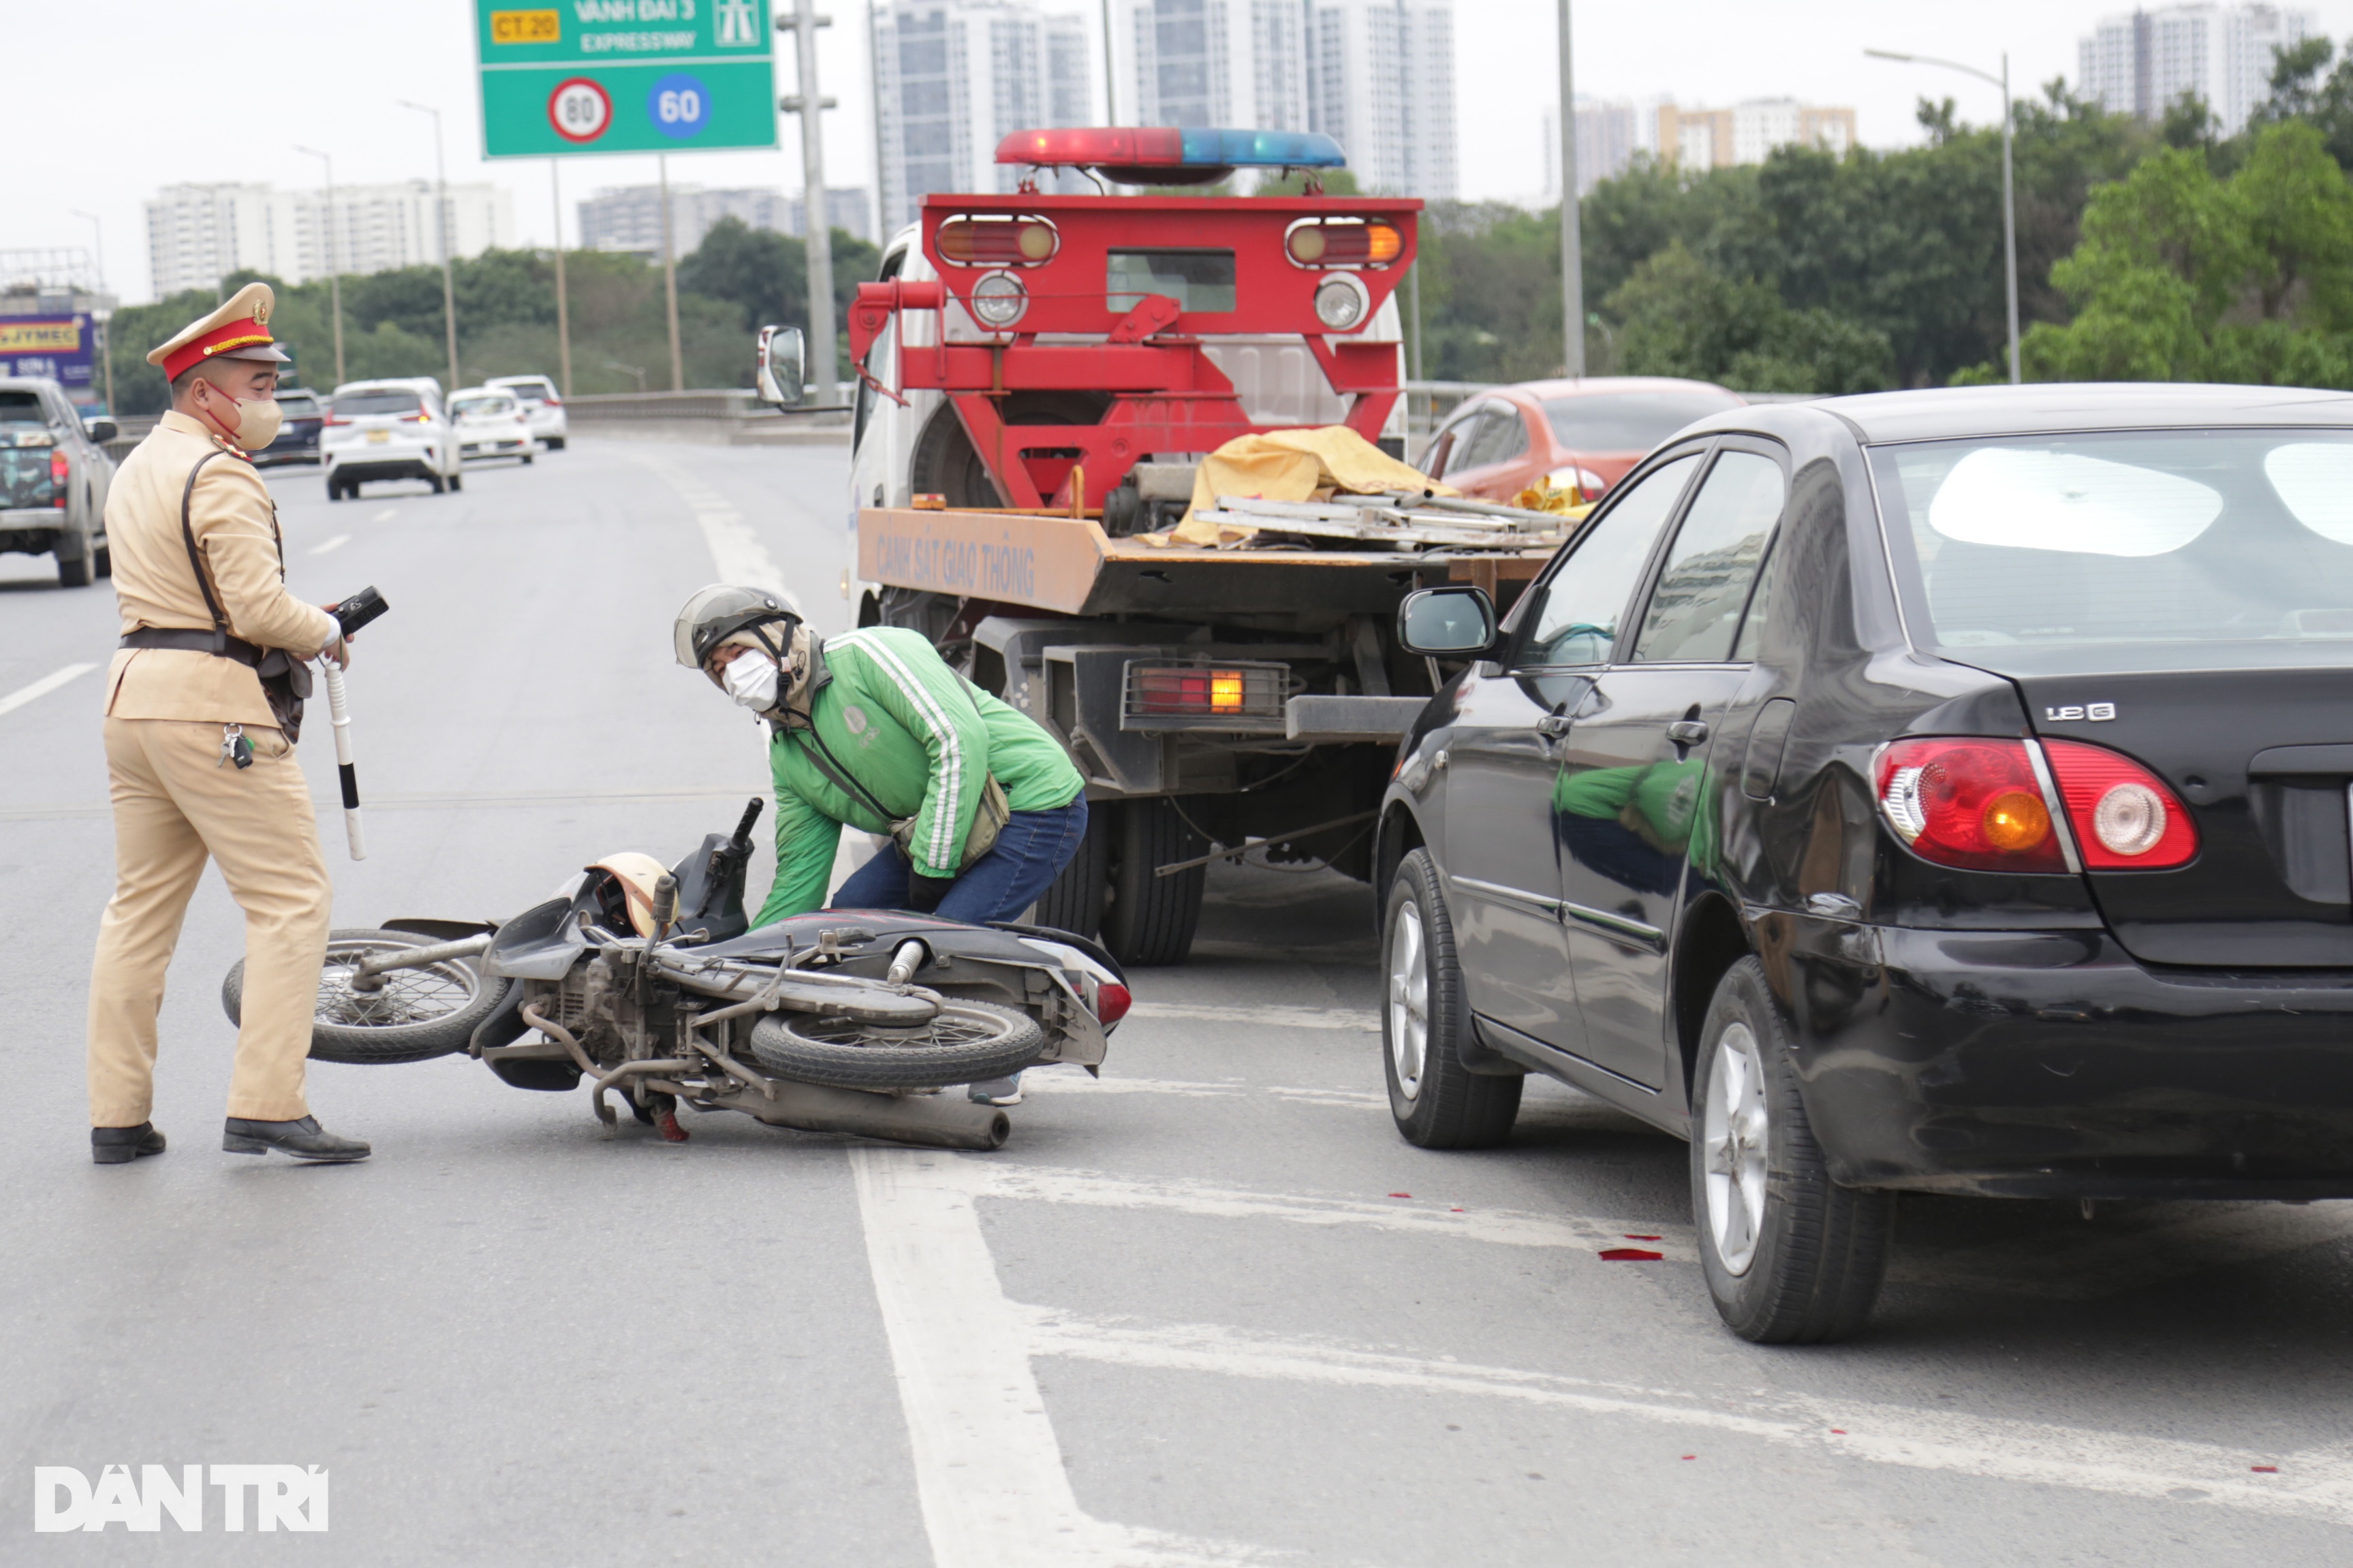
[86,283,341,1129]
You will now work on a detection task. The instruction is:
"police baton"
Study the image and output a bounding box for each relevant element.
[322,586,389,862]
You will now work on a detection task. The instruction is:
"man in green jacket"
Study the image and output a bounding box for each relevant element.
[673,583,1089,930]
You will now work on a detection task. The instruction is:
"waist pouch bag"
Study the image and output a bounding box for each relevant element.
[168,450,313,741]
[790,678,1012,872]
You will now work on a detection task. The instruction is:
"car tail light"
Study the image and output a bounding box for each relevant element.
[401,411,427,423]
[937,216,1058,267]
[1875,738,2066,873]
[2039,740,2198,869]
[1093,981,1132,1026]
[323,415,351,426]
[1286,219,1405,268]
[50,449,68,506]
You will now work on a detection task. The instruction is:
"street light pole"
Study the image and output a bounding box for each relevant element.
[550,159,573,398]
[69,210,115,415]
[659,155,685,392]
[1101,0,1118,125]
[783,0,838,400]
[399,100,462,392]
[294,146,346,387]
[1557,0,1584,377]
[1865,47,2021,384]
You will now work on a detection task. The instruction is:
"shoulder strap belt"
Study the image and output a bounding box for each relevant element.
[787,717,900,826]
[125,450,304,682]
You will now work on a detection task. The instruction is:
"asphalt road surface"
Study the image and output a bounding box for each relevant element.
[5,437,2353,1565]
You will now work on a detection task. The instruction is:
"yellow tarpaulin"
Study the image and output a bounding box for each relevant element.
[1158,426,1454,546]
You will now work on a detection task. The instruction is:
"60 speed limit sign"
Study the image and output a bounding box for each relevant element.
[548,77,612,144]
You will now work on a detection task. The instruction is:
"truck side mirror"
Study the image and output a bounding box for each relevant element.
[755,325,807,408]
[84,418,118,444]
[1397,586,1498,657]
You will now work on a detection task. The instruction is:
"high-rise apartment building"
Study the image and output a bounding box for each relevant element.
[872,0,1094,236]
[144,182,513,301]
[1112,0,1312,131]
[1656,101,1855,170]
[578,185,874,259]
[1305,0,1456,199]
[1543,98,1670,200]
[2077,4,2315,136]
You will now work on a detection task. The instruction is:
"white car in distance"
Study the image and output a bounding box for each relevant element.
[484,374,567,450]
[448,388,538,467]
[321,381,462,500]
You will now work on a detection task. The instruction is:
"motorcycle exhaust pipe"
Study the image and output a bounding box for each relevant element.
[738,1078,1012,1151]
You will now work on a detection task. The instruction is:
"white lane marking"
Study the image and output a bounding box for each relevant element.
[850,1148,1284,1567]
[0,662,96,721]
[1127,1001,1377,1033]
[637,452,805,612]
[371,508,398,523]
[965,1163,1694,1261]
[1023,1072,1385,1111]
[1020,1308,2353,1528]
[309,533,351,556]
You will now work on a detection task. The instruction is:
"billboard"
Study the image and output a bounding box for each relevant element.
[0,315,99,404]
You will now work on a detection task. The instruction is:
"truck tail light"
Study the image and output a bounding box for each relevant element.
[1875,738,2066,873]
[2039,739,2199,868]
[969,271,1029,328]
[1286,219,1404,268]
[1313,274,1369,330]
[1121,660,1290,729]
[937,216,1059,266]
[50,449,69,506]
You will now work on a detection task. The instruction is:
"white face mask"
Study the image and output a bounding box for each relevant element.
[722,651,781,712]
[198,381,283,451]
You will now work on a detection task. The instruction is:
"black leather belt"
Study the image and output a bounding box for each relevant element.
[121,626,268,668]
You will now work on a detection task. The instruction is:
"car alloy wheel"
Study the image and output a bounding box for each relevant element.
[1700,1020,1769,1275]
[1388,899,1430,1102]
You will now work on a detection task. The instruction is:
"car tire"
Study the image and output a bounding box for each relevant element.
[55,550,91,589]
[448,472,463,492]
[547,437,565,451]
[1689,956,1893,1345]
[1383,848,1523,1148]
[428,474,446,495]
[1099,797,1205,967]
[521,454,534,465]
[93,544,111,579]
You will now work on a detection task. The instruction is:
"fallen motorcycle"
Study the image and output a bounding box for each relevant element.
[221,800,1130,1150]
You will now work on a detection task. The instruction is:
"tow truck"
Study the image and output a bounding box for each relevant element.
[756,127,1537,964]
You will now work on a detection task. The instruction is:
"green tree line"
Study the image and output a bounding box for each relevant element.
[103,219,878,415]
[1414,36,2353,393]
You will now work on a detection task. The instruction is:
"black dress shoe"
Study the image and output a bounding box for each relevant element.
[91,1123,166,1165]
[221,1116,371,1163]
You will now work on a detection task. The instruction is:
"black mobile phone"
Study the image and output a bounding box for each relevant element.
[332,585,389,638]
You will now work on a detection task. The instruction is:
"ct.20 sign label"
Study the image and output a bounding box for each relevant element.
[473,1,776,157]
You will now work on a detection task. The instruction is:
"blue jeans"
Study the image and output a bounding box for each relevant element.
[830,797,1089,926]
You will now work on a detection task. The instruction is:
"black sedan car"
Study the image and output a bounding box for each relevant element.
[1377,383,2353,1344]
[255,386,324,467]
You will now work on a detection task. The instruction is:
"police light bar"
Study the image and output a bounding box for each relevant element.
[995,127,1346,185]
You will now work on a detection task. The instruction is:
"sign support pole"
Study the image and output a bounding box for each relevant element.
[787,0,837,400]
[659,155,685,391]
[1557,0,1583,378]
[550,160,574,398]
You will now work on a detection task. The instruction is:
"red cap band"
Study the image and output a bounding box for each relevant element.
[161,319,275,382]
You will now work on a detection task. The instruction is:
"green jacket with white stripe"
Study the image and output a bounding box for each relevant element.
[753,627,1085,927]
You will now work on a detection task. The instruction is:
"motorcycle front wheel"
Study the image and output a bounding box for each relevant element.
[749,999,1045,1091]
[222,928,505,1064]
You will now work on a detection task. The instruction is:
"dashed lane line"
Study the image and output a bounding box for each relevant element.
[1019,1308,2353,1530]
[0,663,95,721]
[309,533,351,555]
[371,508,398,522]
[636,452,802,612]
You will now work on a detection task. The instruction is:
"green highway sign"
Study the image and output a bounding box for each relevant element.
[474,1,777,157]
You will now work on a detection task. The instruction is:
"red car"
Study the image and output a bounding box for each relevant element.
[1418,376,1745,502]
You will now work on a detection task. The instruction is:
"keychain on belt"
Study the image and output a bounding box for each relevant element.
[217,723,253,770]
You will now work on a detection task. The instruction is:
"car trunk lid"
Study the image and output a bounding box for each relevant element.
[2008,664,2353,966]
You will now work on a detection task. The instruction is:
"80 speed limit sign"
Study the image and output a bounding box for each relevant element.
[548,77,612,144]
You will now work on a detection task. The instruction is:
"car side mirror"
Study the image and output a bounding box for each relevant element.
[84,418,117,444]
[1397,586,1498,657]
[755,325,807,408]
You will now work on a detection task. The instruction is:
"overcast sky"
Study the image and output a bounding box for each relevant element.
[14,0,2353,305]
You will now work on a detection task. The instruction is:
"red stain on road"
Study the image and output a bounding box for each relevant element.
[1388,1192,1412,1199]
[2252,1465,2280,1473]
[1623,1234,1662,1241]
[1598,1248,1663,1261]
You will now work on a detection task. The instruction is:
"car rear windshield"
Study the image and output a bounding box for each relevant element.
[331,392,421,417]
[497,380,555,402]
[0,390,48,426]
[451,396,514,418]
[1543,390,1743,453]
[1872,430,2353,672]
[276,393,320,416]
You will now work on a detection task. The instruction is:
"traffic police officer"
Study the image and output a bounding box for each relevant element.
[85,282,369,1165]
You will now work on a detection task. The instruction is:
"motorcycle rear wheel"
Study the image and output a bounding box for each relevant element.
[749,999,1045,1091]
[222,928,504,1064]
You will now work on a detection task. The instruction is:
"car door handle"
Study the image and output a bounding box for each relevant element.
[1666,719,1710,746]
[1536,714,1572,740]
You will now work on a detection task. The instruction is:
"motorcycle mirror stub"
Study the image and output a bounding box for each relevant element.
[755,324,807,409]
